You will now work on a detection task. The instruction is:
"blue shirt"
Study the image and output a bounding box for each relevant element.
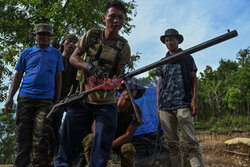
[156,50,197,110]
[15,45,64,99]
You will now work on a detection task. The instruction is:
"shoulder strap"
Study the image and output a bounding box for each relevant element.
[113,36,128,63]
[87,28,102,47]
[179,55,192,102]
[114,36,127,51]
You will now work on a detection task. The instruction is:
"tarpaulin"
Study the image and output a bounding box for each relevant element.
[133,87,159,136]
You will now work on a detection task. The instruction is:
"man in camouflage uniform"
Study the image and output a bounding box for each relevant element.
[156,28,204,167]
[54,1,131,166]
[4,23,64,167]
[82,80,145,167]
[49,34,79,164]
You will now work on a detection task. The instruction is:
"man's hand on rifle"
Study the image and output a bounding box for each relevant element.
[85,63,105,79]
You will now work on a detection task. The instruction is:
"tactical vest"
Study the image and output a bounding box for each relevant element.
[76,29,128,92]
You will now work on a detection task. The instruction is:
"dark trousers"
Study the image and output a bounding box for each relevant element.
[14,97,53,167]
[49,108,64,156]
[54,101,117,167]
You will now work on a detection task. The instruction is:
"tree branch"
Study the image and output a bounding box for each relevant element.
[63,0,71,11]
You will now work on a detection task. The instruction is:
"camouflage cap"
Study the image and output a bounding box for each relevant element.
[160,28,183,44]
[62,34,78,43]
[119,78,146,99]
[33,23,53,35]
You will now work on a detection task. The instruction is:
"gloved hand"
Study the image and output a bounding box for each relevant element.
[85,63,105,78]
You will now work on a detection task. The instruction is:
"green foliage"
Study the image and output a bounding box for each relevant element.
[197,47,249,123]
[0,0,137,100]
[0,110,16,164]
[0,58,12,103]
[135,69,157,88]
[0,0,137,63]
[206,115,249,132]
[125,52,141,72]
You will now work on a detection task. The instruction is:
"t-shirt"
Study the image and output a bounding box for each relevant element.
[115,102,143,139]
[156,49,197,110]
[77,29,131,104]
[61,56,78,99]
[15,45,64,99]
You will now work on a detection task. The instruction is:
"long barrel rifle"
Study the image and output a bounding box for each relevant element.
[47,30,238,120]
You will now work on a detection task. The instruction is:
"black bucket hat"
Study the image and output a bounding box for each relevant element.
[160,28,183,44]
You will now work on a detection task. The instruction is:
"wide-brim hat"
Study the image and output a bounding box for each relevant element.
[119,78,146,99]
[33,23,53,35]
[160,28,183,44]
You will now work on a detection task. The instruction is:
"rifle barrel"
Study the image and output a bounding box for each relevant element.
[125,30,238,78]
[47,30,238,118]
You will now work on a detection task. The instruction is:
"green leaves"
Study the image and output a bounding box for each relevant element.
[197,47,250,123]
[0,0,137,59]
[0,0,137,101]
[0,110,16,164]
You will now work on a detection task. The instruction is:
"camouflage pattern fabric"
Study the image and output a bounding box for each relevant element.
[156,50,197,110]
[14,97,53,167]
[33,23,52,35]
[83,134,135,167]
[118,143,136,167]
[82,133,95,164]
[76,29,131,105]
[115,103,143,138]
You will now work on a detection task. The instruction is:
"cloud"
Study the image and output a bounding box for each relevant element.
[123,0,250,76]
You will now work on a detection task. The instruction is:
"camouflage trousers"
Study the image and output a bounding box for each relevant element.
[83,134,136,167]
[14,97,53,167]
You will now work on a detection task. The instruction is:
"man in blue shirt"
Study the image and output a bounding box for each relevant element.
[4,23,64,167]
[156,28,204,167]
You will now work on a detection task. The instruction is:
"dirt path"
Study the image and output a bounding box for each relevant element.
[134,131,250,167]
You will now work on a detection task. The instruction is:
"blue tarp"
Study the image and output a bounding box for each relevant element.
[133,87,159,136]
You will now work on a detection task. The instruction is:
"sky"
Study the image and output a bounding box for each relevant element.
[123,0,250,77]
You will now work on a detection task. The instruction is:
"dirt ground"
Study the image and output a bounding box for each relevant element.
[133,131,250,167]
[0,131,249,167]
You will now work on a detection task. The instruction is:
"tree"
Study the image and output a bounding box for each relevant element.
[134,69,157,88]
[0,0,137,102]
[197,47,250,124]
[0,0,136,62]
[223,47,250,117]
[0,109,15,164]
[0,60,12,103]
[125,52,141,72]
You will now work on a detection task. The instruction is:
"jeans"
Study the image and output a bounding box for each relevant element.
[54,101,117,167]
